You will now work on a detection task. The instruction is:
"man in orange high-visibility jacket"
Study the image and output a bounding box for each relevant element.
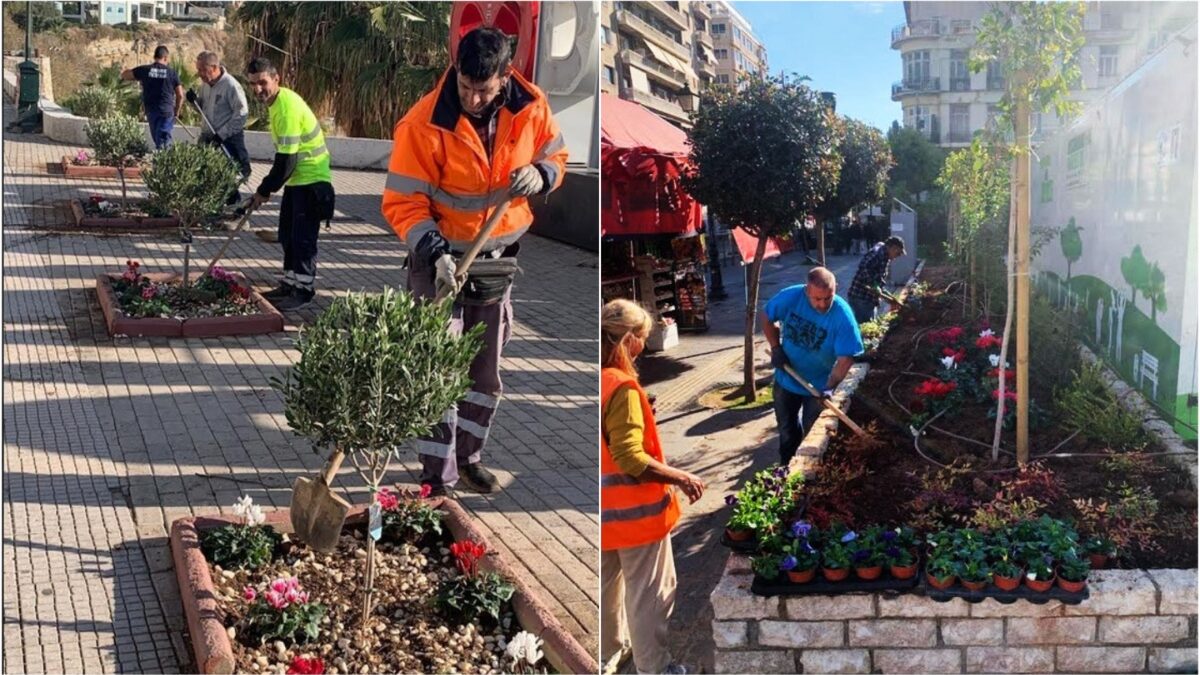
[382,27,568,496]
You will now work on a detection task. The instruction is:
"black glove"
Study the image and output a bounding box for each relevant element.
[770,348,788,370]
[185,89,198,105]
[414,230,451,266]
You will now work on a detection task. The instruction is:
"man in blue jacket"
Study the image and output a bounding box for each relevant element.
[762,267,864,465]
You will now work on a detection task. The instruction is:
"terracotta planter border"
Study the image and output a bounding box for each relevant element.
[95,272,284,338]
[61,155,143,179]
[69,200,180,230]
[169,498,597,675]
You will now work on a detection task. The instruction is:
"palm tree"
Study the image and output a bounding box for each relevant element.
[233,2,451,139]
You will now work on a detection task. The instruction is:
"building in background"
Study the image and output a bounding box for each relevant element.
[891,0,1196,147]
[600,0,765,128]
[55,0,227,25]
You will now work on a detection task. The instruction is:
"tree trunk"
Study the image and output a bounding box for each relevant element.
[1014,99,1032,465]
[742,233,770,402]
[968,250,976,320]
[360,535,377,631]
[993,156,1019,461]
[181,242,192,290]
[817,220,826,267]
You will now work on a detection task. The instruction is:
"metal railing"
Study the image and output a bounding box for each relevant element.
[615,9,691,61]
[620,86,688,121]
[891,77,941,97]
[946,130,972,143]
[891,19,941,46]
[949,77,971,91]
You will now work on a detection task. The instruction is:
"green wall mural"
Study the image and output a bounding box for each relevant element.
[1060,218,1082,283]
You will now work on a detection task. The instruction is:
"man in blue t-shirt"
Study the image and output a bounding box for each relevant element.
[121,45,183,149]
[762,266,864,465]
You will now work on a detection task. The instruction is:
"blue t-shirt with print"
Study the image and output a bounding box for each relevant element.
[132,63,181,117]
[765,284,864,396]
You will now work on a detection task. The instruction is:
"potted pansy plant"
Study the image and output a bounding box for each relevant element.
[1024,553,1056,592]
[1083,536,1116,569]
[780,520,820,584]
[882,527,918,579]
[850,527,886,580]
[820,528,855,582]
[1056,553,1091,593]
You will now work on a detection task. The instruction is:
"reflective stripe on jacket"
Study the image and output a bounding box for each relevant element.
[268,87,331,186]
[382,66,569,254]
[601,368,680,551]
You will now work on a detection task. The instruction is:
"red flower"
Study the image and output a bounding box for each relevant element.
[419,483,433,499]
[930,327,964,345]
[976,335,1003,350]
[376,487,398,512]
[287,656,325,674]
[449,540,487,577]
[991,388,1018,402]
[987,367,1016,381]
[913,379,957,399]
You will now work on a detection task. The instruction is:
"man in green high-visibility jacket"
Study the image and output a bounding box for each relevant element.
[246,57,336,311]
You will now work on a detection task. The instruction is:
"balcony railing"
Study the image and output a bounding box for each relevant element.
[620,86,689,122]
[891,77,941,98]
[891,19,941,46]
[619,49,687,86]
[615,9,691,61]
[694,29,714,49]
[949,77,971,91]
[691,0,711,18]
[946,130,972,144]
[986,76,1006,90]
[644,2,690,32]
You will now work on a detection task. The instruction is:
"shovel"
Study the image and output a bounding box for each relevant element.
[290,446,350,552]
[205,198,256,276]
[289,199,511,550]
[780,362,868,438]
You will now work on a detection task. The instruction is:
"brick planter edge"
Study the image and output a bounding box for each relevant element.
[95,272,284,338]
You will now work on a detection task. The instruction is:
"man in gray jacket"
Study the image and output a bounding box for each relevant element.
[188,51,251,204]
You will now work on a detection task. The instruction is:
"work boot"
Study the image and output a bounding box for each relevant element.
[458,463,500,494]
[424,484,449,498]
[262,284,293,301]
[274,288,315,311]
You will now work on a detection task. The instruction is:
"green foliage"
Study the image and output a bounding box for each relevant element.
[1058,553,1091,582]
[937,136,1010,263]
[142,141,240,229]
[726,469,805,535]
[170,57,201,126]
[244,596,326,645]
[1055,363,1148,450]
[820,117,892,222]
[1028,292,1082,392]
[272,288,483,457]
[435,573,514,623]
[685,72,843,240]
[86,64,143,118]
[7,1,64,33]
[382,498,443,543]
[234,1,451,138]
[199,524,281,570]
[62,85,117,119]
[750,552,784,580]
[820,540,851,569]
[886,123,946,202]
[1073,484,1161,556]
[85,112,149,168]
[1060,217,1083,277]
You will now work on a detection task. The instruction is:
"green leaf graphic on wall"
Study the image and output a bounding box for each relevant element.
[1145,262,1167,321]
[1060,217,1082,283]
[1120,245,1150,311]
[1118,246,1168,321]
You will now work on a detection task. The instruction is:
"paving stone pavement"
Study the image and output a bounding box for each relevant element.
[1,103,599,672]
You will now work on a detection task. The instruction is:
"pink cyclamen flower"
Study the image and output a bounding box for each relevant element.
[376,488,399,511]
[243,586,257,602]
[141,286,157,300]
[270,578,290,594]
[287,577,301,590]
[264,590,288,610]
[284,587,304,605]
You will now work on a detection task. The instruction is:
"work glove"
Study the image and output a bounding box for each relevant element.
[821,389,835,400]
[508,164,545,198]
[414,230,451,266]
[185,89,198,105]
[434,254,462,297]
[770,348,788,370]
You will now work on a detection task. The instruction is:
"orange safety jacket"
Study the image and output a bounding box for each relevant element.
[382,66,568,254]
[601,367,681,551]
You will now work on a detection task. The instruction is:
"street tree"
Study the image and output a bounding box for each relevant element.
[887,124,948,248]
[971,0,1086,464]
[234,1,450,138]
[685,73,844,402]
[1060,216,1083,284]
[816,117,892,265]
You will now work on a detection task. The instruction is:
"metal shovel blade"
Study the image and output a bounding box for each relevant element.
[289,450,350,552]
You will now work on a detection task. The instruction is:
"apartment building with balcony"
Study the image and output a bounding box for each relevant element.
[707,0,768,87]
[891,1,1195,147]
[601,0,705,127]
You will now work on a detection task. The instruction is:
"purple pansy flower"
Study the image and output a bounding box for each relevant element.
[791,520,812,539]
[886,546,901,558]
[773,466,787,479]
[841,531,858,544]
[852,549,871,563]
[882,530,897,542]
[779,555,798,571]
[725,494,738,506]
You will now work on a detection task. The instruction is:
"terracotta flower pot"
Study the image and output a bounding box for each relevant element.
[926,572,956,590]
[1088,553,1109,569]
[993,573,1022,591]
[1057,576,1087,593]
[1025,575,1055,592]
[822,567,850,582]
[787,568,816,584]
[961,578,988,592]
[725,527,753,542]
[854,565,883,580]
[889,563,918,580]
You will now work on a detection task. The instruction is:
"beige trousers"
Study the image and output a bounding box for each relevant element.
[600,535,677,675]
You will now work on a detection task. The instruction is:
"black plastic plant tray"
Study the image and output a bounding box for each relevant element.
[919,576,1089,605]
[720,531,759,554]
[751,573,920,597]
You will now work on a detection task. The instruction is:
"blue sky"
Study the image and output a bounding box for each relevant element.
[733,1,906,132]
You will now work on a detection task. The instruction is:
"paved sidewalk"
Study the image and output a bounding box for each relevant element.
[1,103,599,672]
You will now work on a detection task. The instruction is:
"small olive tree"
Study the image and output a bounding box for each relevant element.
[85,112,149,210]
[271,288,483,630]
[142,142,240,287]
[685,73,844,401]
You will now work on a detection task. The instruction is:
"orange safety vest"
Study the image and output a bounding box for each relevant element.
[601,367,680,551]
[382,66,568,254]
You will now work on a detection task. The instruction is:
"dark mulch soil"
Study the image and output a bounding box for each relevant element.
[802,265,1197,570]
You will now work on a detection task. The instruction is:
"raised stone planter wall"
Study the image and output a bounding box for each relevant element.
[709,261,1199,673]
[95,272,284,338]
[69,200,178,230]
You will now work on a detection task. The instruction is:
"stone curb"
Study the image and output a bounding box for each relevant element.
[169,498,597,675]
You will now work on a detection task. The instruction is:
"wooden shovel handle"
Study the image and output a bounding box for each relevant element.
[782,363,868,438]
[205,205,255,276]
[433,199,512,303]
[321,448,345,486]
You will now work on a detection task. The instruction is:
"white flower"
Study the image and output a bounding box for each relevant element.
[929,540,937,548]
[1026,571,1037,581]
[232,495,253,519]
[940,356,957,370]
[246,504,265,528]
[506,631,543,666]
[979,329,995,338]
[988,354,1001,368]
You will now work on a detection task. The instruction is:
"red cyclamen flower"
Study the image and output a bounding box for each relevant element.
[287,656,325,675]
[976,335,1003,350]
[376,487,399,512]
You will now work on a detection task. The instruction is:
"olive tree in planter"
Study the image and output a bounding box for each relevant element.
[271,288,483,631]
[85,112,150,210]
[142,142,240,288]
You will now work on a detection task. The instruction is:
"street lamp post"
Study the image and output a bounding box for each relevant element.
[13,0,42,132]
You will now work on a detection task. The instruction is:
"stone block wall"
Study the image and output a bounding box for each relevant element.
[711,557,1198,673]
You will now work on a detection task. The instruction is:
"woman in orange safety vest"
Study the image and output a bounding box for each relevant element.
[600,299,705,675]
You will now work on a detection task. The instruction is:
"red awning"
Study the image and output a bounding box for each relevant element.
[601,94,701,237]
